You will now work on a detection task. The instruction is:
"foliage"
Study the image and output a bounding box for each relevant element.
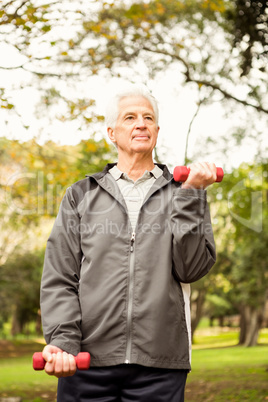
[211,161,268,307]
[226,0,268,76]
[0,136,116,334]
[0,0,267,149]
[76,137,117,177]
[0,0,105,134]
[207,159,268,345]
[204,293,234,321]
[0,136,116,220]
[0,249,45,335]
[62,0,268,112]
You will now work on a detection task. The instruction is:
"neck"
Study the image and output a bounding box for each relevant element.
[117,153,155,181]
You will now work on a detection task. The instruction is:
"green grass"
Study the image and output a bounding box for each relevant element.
[0,329,267,401]
[193,325,268,349]
[193,329,240,348]
[0,340,57,401]
[187,328,268,401]
[187,346,268,401]
[191,345,268,372]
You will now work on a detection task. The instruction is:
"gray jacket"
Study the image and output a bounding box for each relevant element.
[41,163,216,370]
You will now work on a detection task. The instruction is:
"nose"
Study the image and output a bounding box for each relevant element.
[135,115,147,128]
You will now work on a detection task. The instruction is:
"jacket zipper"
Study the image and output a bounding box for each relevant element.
[125,231,136,364]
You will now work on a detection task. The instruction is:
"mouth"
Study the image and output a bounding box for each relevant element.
[132,134,150,140]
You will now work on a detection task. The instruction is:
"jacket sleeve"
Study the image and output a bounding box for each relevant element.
[171,187,216,283]
[40,186,83,356]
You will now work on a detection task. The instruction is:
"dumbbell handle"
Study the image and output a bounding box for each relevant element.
[32,351,90,371]
[173,166,224,183]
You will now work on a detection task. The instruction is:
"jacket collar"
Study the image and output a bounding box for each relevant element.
[86,163,173,181]
[86,163,173,211]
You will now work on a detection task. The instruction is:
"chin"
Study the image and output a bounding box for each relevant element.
[132,145,152,153]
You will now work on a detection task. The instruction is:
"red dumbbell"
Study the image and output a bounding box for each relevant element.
[32,351,90,371]
[173,166,224,183]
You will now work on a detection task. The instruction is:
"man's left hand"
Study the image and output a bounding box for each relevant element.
[181,162,217,190]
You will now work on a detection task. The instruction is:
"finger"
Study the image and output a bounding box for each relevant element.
[200,162,212,174]
[199,162,216,181]
[182,162,216,189]
[44,353,57,376]
[54,352,64,375]
[208,162,217,179]
[43,351,52,364]
[42,345,62,363]
[60,353,77,378]
[201,162,217,183]
[42,346,52,363]
[68,354,77,376]
[186,163,197,179]
[188,162,207,180]
[62,352,69,373]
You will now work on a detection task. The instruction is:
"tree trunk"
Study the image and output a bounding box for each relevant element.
[219,316,224,327]
[239,302,266,347]
[239,310,247,345]
[209,316,214,327]
[35,309,42,335]
[11,307,22,336]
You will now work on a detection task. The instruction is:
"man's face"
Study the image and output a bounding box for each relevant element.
[107,96,159,157]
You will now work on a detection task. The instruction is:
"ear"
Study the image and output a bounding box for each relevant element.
[107,127,116,144]
[155,126,160,141]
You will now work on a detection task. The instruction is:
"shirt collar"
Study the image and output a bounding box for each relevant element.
[151,164,163,179]
[109,165,123,181]
[109,164,163,182]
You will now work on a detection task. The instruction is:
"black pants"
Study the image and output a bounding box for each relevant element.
[57,364,188,402]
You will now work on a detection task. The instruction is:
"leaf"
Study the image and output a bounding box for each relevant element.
[41,25,51,32]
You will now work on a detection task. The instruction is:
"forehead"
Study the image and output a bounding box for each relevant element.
[118,96,155,116]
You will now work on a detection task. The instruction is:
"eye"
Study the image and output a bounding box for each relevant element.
[145,116,153,121]
[125,115,134,120]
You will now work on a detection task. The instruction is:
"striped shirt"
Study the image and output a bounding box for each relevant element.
[109,164,163,230]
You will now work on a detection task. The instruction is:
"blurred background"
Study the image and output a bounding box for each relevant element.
[0,0,267,400]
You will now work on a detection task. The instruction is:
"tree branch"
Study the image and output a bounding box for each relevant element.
[184,98,203,165]
[143,45,190,79]
[0,0,30,24]
[0,63,79,78]
[191,78,268,114]
[13,0,30,17]
[142,46,268,114]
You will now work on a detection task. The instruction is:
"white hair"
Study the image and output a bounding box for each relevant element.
[105,85,159,129]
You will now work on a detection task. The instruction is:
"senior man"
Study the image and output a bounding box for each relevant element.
[40,85,217,401]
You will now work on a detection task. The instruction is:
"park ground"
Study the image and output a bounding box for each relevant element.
[0,325,267,402]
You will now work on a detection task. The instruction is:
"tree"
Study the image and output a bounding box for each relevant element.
[0,0,105,137]
[0,248,45,335]
[1,1,267,142]
[226,0,268,76]
[82,0,268,166]
[0,136,116,335]
[208,160,268,346]
[81,0,267,109]
[191,159,268,345]
[1,136,116,220]
[205,293,235,327]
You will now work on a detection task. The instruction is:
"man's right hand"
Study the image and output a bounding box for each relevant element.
[42,344,77,378]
